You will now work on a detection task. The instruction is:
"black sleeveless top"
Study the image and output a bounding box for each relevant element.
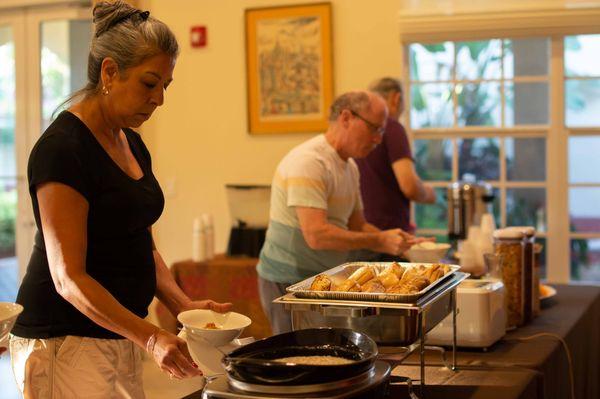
[13,111,164,339]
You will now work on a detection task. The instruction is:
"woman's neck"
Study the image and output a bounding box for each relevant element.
[69,96,120,143]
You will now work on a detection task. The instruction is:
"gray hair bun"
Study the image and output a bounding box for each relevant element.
[93,0,145,38]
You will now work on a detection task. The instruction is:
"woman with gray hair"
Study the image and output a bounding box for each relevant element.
[9,1,229,397]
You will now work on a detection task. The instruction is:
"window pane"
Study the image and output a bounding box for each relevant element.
[410,83,453,128]
[456,40,502,80]
[409,42,453,82]
[536,237,547,280]
[41,20,92,131]
[571,238,600,282]
[503,38,549,78]
[506,188,546,232]
[458,138,500,181]
[0,26,15,177]
[565,34,600,77]
[415,187,447,230]
[569,188,600,233]
[0,178,18,302]
[565,79,600,127]
[457,83,501,126]
[506,137,546,181]
[414,139,452,181]
[504,82,549,126]
[0,26,18,303]
[569,136,600,183]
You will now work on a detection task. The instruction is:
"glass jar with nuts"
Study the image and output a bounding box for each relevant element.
[493,228,525,329]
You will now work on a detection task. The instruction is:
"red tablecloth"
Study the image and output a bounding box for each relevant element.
[156,255,271,339]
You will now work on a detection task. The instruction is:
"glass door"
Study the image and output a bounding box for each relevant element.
[0,12,25,304]
[0,5,91,300]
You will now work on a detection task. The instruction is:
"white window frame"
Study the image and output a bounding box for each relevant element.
[399,8,600,283]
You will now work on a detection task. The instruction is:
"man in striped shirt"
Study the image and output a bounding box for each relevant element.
[257,91,420,333]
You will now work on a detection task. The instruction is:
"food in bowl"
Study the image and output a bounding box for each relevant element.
[273,355,355,365]
[1,302,24,343]
[405,242,451,263]
[178,310,251,347]
[203,322,221,330]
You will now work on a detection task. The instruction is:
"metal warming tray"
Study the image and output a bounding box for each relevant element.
[276,271,469,346]
[286,262,461,303]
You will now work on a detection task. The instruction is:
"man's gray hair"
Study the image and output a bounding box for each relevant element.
[369,77,403,97]
[329,91,371,122]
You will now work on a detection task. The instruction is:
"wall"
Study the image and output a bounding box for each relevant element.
[138,0,403,266]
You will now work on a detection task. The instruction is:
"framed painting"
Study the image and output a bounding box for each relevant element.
[245,3,333,134]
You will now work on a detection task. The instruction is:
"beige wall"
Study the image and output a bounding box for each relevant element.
[138,0,600,267]
[139,0,403,266]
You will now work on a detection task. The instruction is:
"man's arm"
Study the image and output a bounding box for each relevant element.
[347,208,381,233]
[392,158,436,204]
[295,207,413,255]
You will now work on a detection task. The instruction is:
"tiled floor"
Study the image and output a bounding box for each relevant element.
[0,353,204,399]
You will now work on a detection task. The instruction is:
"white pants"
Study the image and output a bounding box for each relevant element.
[9,335,145,399]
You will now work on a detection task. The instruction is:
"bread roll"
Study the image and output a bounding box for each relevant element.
[334,279,361,292]
[423,264,441,283]
[361,279,385,293]
[410,275,430,291]
[400,266,423,282]
[310,274,332,291]
[429,268,444,282]
[386,282,419,294]
[381,262,406,279]
[378,271,400,289]
[348,266,375,285]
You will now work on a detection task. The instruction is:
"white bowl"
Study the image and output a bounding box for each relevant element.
[177,310,251,347]
[0,302,24,342]
[405,243,451,263]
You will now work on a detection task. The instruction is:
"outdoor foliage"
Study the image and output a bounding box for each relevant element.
[0,189,16,256]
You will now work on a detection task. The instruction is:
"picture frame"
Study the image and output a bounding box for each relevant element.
[245,3,333,134]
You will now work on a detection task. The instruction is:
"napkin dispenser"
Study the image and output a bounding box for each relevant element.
[427,279,506,348]
[225,184,270,257]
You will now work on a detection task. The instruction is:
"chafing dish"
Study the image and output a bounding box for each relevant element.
[275,270,469,395]
[286,262,461,303]
[277,271,468,345]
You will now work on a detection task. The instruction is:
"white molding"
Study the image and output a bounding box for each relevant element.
[546,37,571,283]
[0,0,89,11]
[399,7,600,43]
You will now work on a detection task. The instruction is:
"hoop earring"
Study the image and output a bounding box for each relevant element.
[102,86,109,95]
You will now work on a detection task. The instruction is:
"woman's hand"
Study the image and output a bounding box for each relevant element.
[181,299,233,314]
[148,329,202,379]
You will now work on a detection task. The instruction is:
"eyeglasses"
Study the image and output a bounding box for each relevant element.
[350,110,385,136]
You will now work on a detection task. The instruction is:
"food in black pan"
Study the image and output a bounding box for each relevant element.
[222,328,377,385]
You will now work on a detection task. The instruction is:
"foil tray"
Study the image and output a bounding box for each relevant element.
[286,262,460,303]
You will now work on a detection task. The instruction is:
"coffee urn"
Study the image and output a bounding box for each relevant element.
[447,181,495,240]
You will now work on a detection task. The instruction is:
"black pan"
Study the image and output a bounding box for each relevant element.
[222,328,378,385]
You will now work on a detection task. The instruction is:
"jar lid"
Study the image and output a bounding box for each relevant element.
[507,226,536,236]
[493,228,525,239]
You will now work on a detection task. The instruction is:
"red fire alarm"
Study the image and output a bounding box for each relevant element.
[190,26,207,48]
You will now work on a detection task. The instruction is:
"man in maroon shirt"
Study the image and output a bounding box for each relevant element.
[356,78,436,238]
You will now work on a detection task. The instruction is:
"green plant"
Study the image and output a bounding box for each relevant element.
[0,189,17,256]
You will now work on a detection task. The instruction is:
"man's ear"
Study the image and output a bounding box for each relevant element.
[390,91,401,109]
[100,57,119,89]
[340,108,353,128]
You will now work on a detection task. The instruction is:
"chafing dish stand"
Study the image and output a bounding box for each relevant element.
[274,271,469,398]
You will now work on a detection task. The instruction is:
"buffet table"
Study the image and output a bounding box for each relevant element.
[382,284,600,399]
[183,284,599,399]
[156,255,271,340]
